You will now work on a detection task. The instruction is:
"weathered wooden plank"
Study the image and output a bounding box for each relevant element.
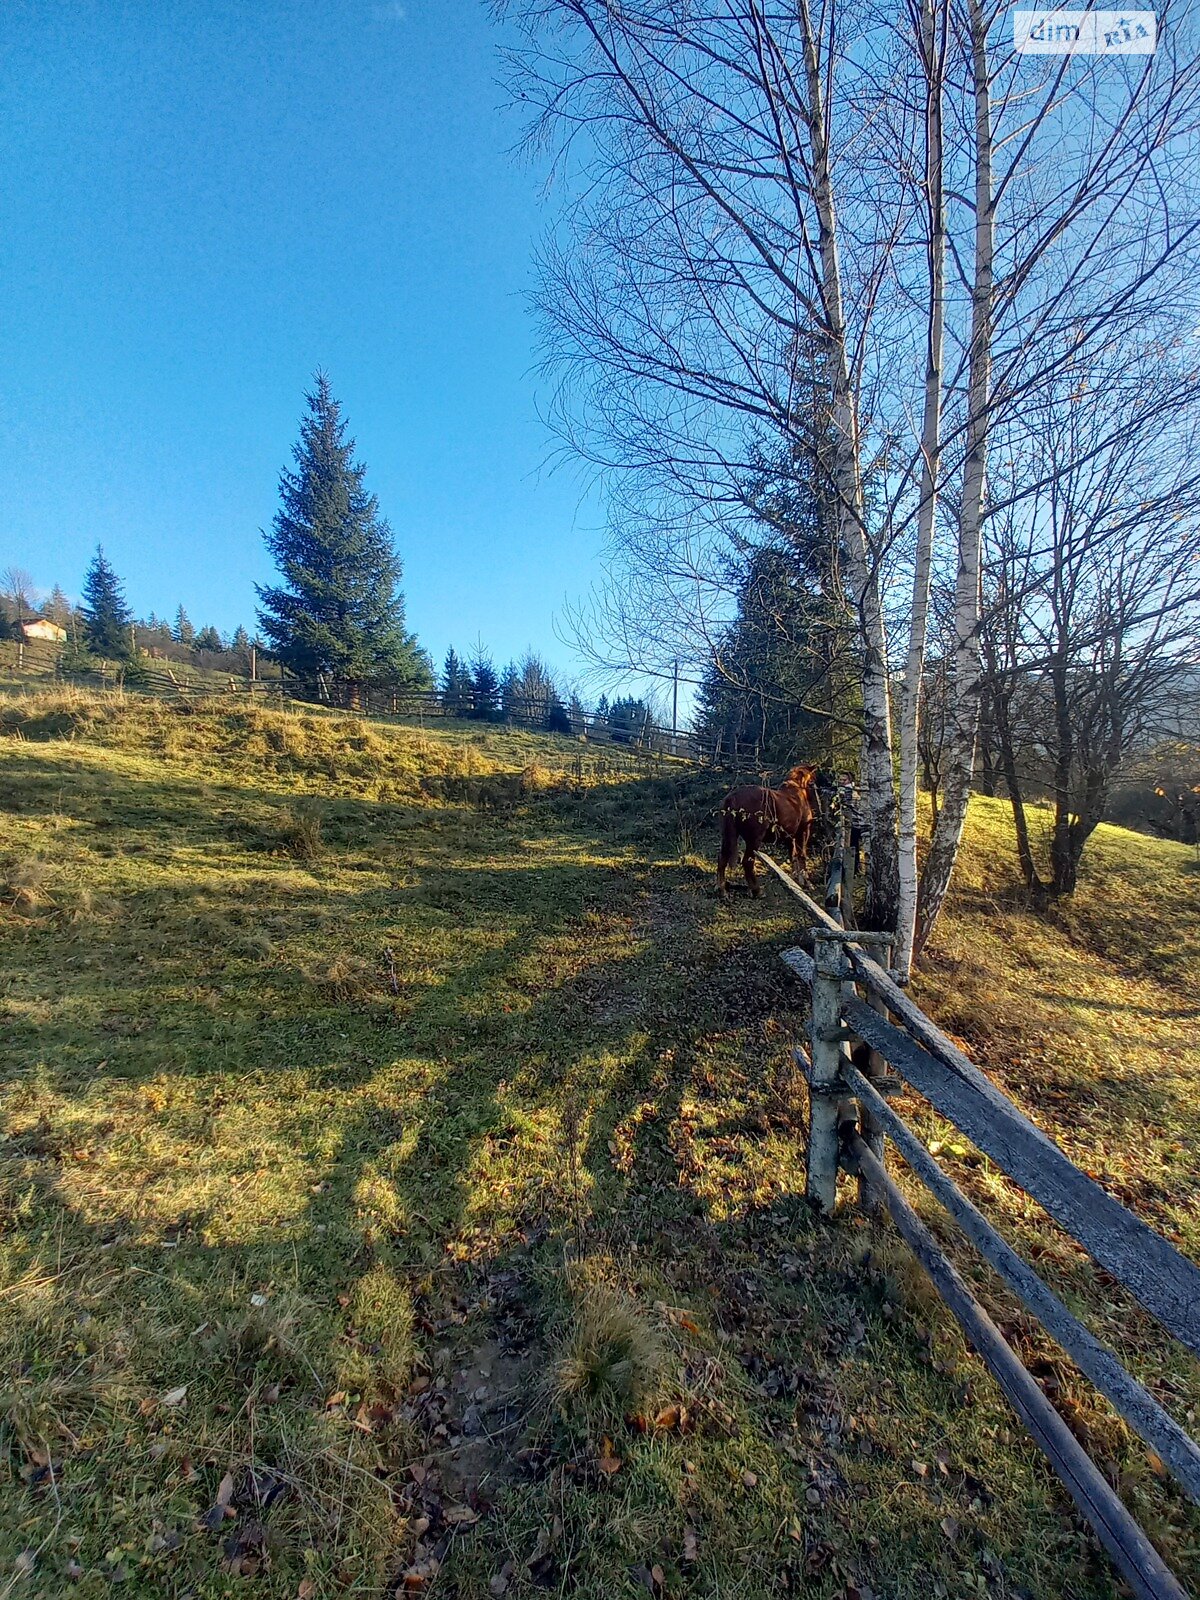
[758,853,832,924]
[843,1134,1191,1600]
[855,932,892,1212]
[763,856,1026,1112]
[843,994,1200,1361]
[844,1065,1200,1502]
[780,945,816,985]
[806,937,845,1213]
[770,858,1200,1356]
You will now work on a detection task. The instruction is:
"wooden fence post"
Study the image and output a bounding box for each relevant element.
[858,934,893,1213]
[807,929,846,1213]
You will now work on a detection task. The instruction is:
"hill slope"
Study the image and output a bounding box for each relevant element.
[0,691,1196,1599]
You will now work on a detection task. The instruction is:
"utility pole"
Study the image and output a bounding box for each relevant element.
[672,659,679,756]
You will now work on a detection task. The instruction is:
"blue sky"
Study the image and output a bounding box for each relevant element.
[0,1,604,681]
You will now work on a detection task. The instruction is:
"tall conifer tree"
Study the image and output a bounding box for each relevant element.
[257,375,430,689]
[470,649,501,720]
[441,647,469,714]
[81,546,133,659]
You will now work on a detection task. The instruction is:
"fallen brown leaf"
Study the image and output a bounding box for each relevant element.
[597,1438,622,1476]
[653,1404,689,1433]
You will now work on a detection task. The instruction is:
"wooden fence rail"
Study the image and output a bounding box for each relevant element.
[13,651,771,772]
[844,1132,1189,1600]
[758,848,1200,1598]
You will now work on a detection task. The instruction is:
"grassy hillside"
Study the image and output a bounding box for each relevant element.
[0,690,1196,1599]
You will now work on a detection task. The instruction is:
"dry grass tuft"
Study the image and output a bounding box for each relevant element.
[1,855,52,911]
[549,1278,667,1421]
[519,760,558,797]
[230,928,275,961]
[281,799,324,860]
[306,952,382,1004]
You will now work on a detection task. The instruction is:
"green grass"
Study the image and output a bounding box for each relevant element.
[0,690,1196,1598]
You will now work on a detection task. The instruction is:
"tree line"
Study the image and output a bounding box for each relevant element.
[7,376,644,738]
[6,376,432,692]
[439,642,653,738]
[1,553,265,680]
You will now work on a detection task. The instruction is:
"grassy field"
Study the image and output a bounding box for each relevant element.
[0,688,1196,1600]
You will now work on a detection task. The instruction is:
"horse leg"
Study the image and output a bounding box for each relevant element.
[716,810,738,897]
[797,821,812,878]
[743,847,763,897]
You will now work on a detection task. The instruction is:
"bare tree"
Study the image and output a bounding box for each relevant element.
[895,0,950,973]
[981,345,1200,897]
[912,0,1200,953]
[501,0,934,925]
[1,567,37,626]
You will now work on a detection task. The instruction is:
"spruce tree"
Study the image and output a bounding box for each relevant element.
[81,546,133,659]
[608,696,651,743]
[46,585,72,628]
[441,647,469,715]
[547,700,572,735]
[195,625,222,652]
[470,650,501,721]
[173,606,195,646]
[257,374,431,690]
[500,663,521,723]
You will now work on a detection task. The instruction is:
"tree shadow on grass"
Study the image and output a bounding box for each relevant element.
[12,742,1182,1596]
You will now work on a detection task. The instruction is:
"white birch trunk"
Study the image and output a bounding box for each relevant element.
[798,0,899,931]
[895,0,948,980]
[914,0,992,956]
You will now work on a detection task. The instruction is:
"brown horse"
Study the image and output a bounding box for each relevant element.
[717,764,820,897]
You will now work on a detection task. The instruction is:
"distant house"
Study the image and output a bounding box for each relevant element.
[19,617,67,644]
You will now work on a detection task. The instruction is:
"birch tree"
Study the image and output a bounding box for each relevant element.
[895,0,950,975]
[980,345,1200,896]
[912,0,1200,954]
[500,0,929,926]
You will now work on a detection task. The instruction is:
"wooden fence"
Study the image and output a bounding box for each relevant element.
[276,680,763,769]
[6,646,770,771]
[763,842,1200,1599]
